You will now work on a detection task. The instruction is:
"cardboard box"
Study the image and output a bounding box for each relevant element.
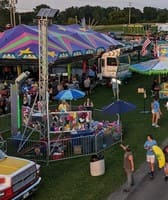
[73,145,82,155]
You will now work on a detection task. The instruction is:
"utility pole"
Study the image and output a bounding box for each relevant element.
[9,0,17,27]
[128,1,131,25]
[75,15,78,24]
[18,13,21,25]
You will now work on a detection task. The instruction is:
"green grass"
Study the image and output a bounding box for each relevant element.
[95,25,124,33]
[34,74,168,200]
[2,73,168,200]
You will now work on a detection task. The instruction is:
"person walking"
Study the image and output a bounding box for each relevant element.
[83,76,91,96]
[120,143,134,192]
[111,78,121,100]
[163,145,168,181]
[111,78,119,99]
[144,134,157,178]
[151,97,162,128]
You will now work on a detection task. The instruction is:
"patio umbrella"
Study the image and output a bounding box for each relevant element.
[54,88,85,100]
[102,100,136,121]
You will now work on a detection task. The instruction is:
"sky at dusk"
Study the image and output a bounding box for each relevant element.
[16,0,168,12]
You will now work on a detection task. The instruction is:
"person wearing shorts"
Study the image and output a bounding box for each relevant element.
[144,134,157,178]
[151,97,162,128]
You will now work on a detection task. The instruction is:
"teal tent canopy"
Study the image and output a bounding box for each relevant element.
[130,59,168,75]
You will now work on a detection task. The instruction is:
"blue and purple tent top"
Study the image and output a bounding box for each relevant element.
[0,24,122,63]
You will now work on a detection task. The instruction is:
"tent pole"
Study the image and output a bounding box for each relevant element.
[67,63,71,82]
[158,74,161,84]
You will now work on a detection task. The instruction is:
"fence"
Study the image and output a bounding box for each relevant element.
[6,129,122,163]
[0,113,11,134]
[1,108,122,163]
[0,140,7,152]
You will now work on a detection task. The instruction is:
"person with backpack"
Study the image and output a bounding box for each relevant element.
[163,145,168,181]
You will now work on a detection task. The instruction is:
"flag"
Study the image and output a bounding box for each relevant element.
[153,41,158,58]
[81,17,86,28]
[141,38,151,56]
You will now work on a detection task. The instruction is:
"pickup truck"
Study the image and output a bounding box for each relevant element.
[0,150,41,200]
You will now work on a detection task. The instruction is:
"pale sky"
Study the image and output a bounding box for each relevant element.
[16,0,168,12]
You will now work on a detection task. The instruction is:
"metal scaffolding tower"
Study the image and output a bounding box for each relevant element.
[16,9,59,156]
[37,8,59,156]
[38,17,48,116]
[37,8,59,115]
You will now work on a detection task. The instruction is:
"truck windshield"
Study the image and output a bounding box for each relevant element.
[118,55,130,64]
[0,150,7,160]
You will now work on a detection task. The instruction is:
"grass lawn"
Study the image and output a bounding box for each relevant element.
[3,73,168,200]
[95,24,124,33]
[34,73,168,200]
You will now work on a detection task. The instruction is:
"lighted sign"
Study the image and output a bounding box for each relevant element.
[58,52,69,58]
[2,53,16,59]
[96,47,105,54]
[85,49,95,55]
[72,51,82,57]
[159,45,168,58]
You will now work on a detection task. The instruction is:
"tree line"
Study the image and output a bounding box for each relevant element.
[0,2,168,30]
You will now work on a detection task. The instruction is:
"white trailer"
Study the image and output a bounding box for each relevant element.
[98,48,132,82]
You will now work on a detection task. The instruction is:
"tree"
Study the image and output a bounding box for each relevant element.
[1,4,168,28]
[0,10,10,27]
[156,9,168,22]
[130,7,143,23]
[143,7,158,22]
[0,0,9,9]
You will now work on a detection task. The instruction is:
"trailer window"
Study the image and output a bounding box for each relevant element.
[107,58,117,66]
[119,55,130,64]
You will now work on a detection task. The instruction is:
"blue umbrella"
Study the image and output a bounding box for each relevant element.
[102,100,136,114]
[102,100,136,122]
[54,88,85,100]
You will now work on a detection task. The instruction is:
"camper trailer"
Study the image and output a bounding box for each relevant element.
[98,48,132,83]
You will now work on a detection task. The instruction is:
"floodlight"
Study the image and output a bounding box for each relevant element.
[36,8,59,19]
[15,71,30,83]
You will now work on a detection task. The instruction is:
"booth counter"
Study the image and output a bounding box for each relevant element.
[48,111,122,158]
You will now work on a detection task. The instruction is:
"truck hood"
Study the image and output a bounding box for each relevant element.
[0,157,30,175]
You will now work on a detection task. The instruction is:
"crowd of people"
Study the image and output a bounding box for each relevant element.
[120,133,168,193]
[0,81,10,115]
